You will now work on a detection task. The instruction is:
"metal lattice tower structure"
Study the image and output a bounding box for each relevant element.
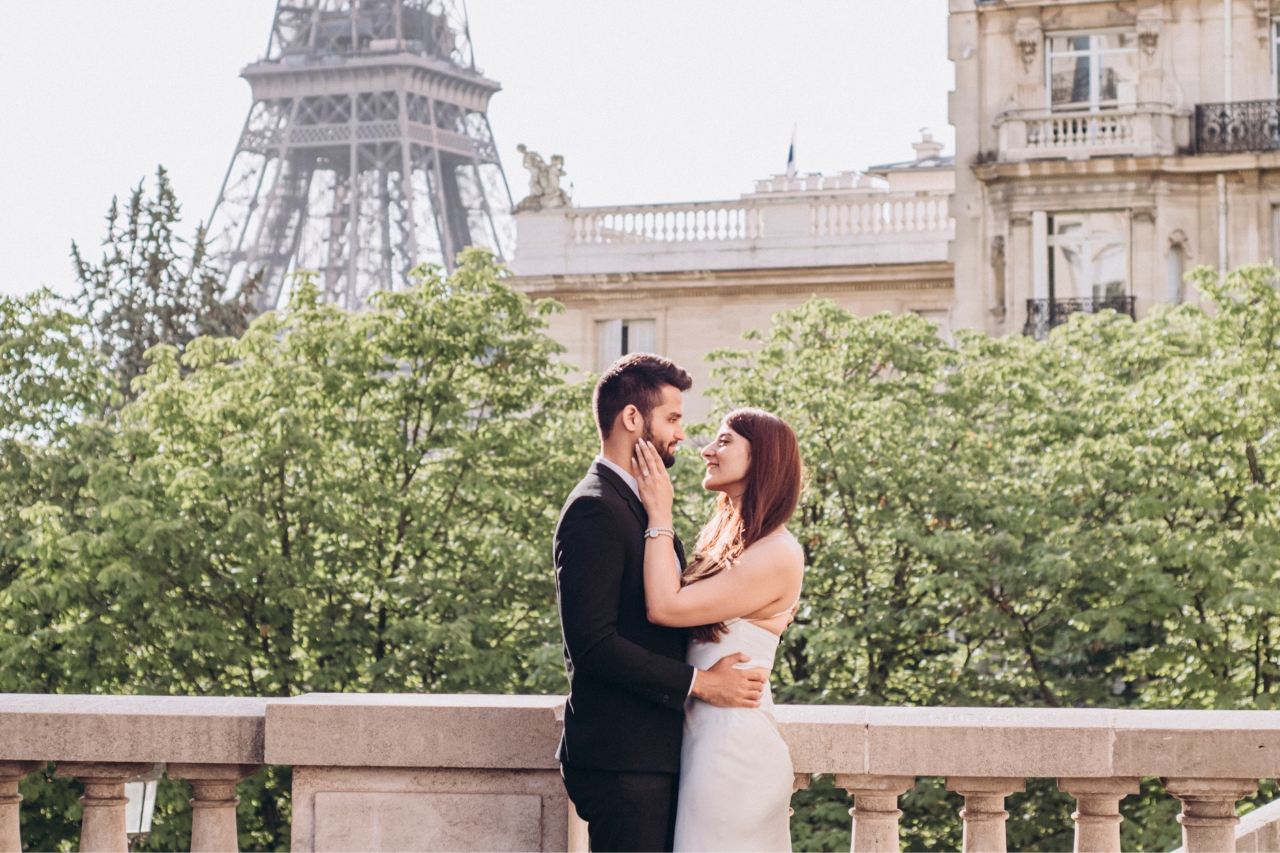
[207,0,515,312]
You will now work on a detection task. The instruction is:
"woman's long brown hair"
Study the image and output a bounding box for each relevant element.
[683,408,803,642]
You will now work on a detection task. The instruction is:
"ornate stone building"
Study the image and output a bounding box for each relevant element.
[509,136,954,419]
[950,0,1280,336]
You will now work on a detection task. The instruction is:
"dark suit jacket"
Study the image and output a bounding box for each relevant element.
[554,461,695,773]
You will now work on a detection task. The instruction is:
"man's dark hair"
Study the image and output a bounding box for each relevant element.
[594,353,693,438]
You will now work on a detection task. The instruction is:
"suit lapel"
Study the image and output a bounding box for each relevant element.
[591,461,648,527]
[590,461,690,570]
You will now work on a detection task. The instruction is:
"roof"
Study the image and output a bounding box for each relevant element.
[864,155,955,174]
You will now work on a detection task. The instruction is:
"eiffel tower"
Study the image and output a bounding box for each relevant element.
[206,0,515,312]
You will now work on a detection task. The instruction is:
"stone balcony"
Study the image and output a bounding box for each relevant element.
[5,694,1280,852]
[510,171,954,279]
[995,106,1192,163]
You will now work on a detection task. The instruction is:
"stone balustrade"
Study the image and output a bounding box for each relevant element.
[568,203,764,245]
[0,695,265,853]
[512,190,954,277]
[811,197,951,237]
[995,107,1191,163]
[4,694,1280,852]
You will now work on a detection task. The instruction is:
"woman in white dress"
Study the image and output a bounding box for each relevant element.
[632,407,804,853]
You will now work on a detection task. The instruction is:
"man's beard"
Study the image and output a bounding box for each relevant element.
[642,419,678,468]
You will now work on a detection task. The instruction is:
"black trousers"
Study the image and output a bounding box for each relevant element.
[561,764,680,852]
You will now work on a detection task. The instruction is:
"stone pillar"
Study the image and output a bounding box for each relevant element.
[56,762,154,853]
[835,774,915,853]
[946,776,1026,853]
[790,772,810,817]
[168,764,260,853]
[1163,777,1259,853]
[0,761,42,853]
[1057,777,1140,853]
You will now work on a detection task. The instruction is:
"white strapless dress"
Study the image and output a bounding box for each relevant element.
[673,618,794,852]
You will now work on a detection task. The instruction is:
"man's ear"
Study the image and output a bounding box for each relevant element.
[619,404,641,434]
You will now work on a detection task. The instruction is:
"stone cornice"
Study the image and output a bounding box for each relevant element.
[510,262,955,304]
[974,152,1280,183]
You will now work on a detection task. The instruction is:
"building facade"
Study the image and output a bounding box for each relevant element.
[950,0,1280,337]
[509,137,954,420]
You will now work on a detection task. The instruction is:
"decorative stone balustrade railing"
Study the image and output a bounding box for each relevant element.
[514,193,954,277]
[995,107,1190,163]
[4,695,1279,852]
[568,203,764,244]
[811,197,951,236]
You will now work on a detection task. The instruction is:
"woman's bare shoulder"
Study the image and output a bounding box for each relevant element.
[737,529,804,573]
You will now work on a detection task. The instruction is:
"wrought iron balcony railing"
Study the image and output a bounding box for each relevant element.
[1195,99,1280,153]
[1023,296,1137,339]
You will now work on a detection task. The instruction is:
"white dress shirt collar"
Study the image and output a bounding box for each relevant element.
[595,455,640,499]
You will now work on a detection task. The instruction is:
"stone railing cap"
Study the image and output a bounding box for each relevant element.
[0,694,267,764]
[264,693,567,769]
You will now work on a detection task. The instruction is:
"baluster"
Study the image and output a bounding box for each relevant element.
[859,203,871,235]
[0,762,41,853]
[945,777,1025,853]
[57,762,154,853]
[790,772,810,817]
[168,764,260,853]
[836,774,915,853]
[1163,777,1259,853]
[1057,777,1139,853]
[893,201,905,233]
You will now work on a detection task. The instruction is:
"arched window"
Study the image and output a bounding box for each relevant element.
[1167,239,1186,304]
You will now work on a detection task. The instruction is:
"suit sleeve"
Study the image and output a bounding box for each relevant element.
[557,497,696,712]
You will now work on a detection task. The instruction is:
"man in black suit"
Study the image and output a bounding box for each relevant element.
[555,353,768,852]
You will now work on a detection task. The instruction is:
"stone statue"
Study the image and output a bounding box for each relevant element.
[513,144,570,212]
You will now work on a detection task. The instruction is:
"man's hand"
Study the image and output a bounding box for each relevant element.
[690,652,768,708]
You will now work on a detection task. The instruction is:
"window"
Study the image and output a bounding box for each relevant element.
[1167,243,1185,304]
[597,319,656,371]
[1047,32,1138,112]
[1274,21,1280,97]
[1048,212,1129,299]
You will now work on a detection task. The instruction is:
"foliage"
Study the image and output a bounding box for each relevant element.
[672,263,1280,850]
[3,250,594,849]
[8,251,1280,850]
[71,166,255,399]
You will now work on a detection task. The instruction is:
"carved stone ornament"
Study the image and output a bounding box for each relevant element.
[513,144,570,213]
[1014,19,1043,71]
[1136,17,1160,55]
[1256,0,1273,41]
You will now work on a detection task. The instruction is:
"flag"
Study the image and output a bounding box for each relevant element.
[785,124,797,179]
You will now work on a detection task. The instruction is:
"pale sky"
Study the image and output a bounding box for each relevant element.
[0,1,954,297]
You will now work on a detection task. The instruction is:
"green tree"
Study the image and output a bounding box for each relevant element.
[71,166,255,399]
[5,250,595,849]
[677,264,1280,850]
